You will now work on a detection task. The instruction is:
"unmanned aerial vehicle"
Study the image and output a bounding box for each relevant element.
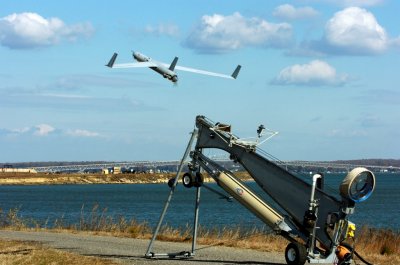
[106,52,241,83]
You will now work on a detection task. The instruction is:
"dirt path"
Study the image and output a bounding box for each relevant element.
[0,230,287,265]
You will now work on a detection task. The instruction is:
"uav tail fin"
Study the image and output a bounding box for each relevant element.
[231,65,241,79]
[106,53,118,68]
[169,57,178,71]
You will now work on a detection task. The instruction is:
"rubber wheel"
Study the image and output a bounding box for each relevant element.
[194,172,204,187]
[285,242,307,265]
[182,173,194,188]
[167,178,176,188]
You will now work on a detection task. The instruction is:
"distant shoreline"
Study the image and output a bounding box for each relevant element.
[0,172,251,185]
[0,172,176,185]
[2,158,400,168]
[1,171,398,185]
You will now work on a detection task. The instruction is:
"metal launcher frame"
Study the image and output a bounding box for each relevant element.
[145,115,376,265]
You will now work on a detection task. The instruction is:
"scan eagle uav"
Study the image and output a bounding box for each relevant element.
[106,52,241,83]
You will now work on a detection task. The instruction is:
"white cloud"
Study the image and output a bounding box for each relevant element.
[184,12,293,53]
[298,6,400,56]
[66,129,100,137]
[273,4,319,20]
[272,60,349,86]
[0,126,31,136]
[0,124,100,138]
[0,12,94,49]
[34,124,55,136]
[10,127,31,134]
[323,7,388,55]
[144,23,179,37]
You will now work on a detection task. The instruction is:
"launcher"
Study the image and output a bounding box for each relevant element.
[145,115,375,265]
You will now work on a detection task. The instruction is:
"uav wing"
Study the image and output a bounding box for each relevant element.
[105,53,156,68]
[172,65,241,79]
[111,62,155,68]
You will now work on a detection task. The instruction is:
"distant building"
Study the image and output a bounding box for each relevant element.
[113,167,121,174]
[102,167,121,175]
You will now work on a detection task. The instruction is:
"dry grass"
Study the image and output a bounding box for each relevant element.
[352,226,400,265]
[197,226,288,252]
[0,239,117,265]
[1,205,399,265]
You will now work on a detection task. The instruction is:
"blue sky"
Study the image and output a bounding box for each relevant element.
[1,0,399,162]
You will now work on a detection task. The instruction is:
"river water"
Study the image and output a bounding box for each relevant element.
[0,173,398,231]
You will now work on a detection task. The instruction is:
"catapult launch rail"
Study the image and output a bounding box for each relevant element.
[146,115,376,265]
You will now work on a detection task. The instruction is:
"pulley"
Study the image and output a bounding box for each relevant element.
[340,167,375,203]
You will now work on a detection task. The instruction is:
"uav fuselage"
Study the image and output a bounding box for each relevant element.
[133,52,178,83]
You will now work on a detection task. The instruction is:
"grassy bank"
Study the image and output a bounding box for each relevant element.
[0,206,398,265]
[0,239,117,265]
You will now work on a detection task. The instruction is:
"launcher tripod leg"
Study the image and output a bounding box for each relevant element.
[191,185,201,255]
[145,129,198,258]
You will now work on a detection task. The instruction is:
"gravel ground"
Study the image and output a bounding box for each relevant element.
[0,230,287,265]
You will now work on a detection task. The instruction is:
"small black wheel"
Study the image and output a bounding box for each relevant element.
[285,242,307,265]
[182,172,195,188]
[167,178,176,188]
[194,172,204,187]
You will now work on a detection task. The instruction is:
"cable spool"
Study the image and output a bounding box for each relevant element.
[340,167,375,203]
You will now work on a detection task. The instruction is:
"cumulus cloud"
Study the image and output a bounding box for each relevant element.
[273,4,319,20]
[184,12,293,53]
[308,7,389,55]
[144,23,179,37]
[271,60,349,86]
[325,7,387,54]
[34,124,55,136]
[66,129,99,137]
[0,12,94,49]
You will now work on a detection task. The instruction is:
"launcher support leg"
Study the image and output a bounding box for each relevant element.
[191,186,201,255]
[145,130,198,258]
